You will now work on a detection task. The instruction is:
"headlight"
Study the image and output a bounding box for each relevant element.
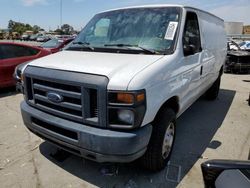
[117,109,134,125]
[108,90,146,129]
[14,62,29,81]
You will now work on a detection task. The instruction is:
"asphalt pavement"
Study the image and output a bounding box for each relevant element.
[0,73,249,188]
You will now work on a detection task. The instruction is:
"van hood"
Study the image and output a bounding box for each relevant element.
[28,50,164,90]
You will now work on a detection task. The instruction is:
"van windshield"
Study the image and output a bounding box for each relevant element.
[68,7,181,55]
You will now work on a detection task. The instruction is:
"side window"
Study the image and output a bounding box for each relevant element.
[239,42,246,47]
[0,44,39,59]
[0,45,16,59]
[183,12,202,55]
[0,46,4,60]
[26,46,40,56]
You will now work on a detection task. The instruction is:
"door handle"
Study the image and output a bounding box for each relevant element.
[200,66,203,75]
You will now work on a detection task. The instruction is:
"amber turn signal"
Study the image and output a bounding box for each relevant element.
[136,93,145,102]
[21,73,24,82]
[117,93,134,104]
[116,92,145,104]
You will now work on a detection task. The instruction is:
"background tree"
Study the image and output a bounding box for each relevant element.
[7,20,43,35]
[8,20,15,32]
[54,28,63,35]
[33,25,41,34]
[61,24,74,35]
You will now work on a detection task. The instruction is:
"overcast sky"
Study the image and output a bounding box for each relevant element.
[0,0,249,31]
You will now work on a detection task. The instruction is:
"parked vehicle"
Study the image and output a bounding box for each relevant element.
[40,38,73,53]
[36,35,50,42]
[201,159,250,188]
[29,34,37,41]
[227,40,241,51]
[239,41,250,51]
[21,33,30,41]
[20,5,226,171]
[0,42,51,88]
[225,40,250,73]
[11,32,20,40]
[57,35,74,40]
[29,33,43,41]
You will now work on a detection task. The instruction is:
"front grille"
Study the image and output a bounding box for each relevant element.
[24,66,108,127]
[228,55,250,64]
[33,78,84,120]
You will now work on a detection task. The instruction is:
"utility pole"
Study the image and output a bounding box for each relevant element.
[60,0,62,29]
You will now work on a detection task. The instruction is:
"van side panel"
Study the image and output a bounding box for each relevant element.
[197,10,227,93]
[128,9,227,127]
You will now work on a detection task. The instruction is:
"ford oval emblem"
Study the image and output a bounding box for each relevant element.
[47,92,63,103]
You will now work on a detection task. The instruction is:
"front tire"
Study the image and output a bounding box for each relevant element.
[140,108,176,171]
[205,75,221,100]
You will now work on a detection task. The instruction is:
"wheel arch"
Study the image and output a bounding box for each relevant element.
[153,96,179,123]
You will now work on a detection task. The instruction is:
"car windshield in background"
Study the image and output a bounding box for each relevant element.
[67,7,181,54]
[239,41,246,47]
[41,39,62,48]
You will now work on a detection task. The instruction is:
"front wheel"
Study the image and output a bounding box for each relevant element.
[140,108,176,171]
[205,75,221,100]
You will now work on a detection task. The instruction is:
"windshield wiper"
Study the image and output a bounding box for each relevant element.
[104,43,133,47]
[71,41,94,51]
[104,43,158,54]
[134,45,159,54]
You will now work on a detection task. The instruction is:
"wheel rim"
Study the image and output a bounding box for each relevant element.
[162,122,175,159]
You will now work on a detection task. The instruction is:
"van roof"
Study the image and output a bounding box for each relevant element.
[99,4,223,22]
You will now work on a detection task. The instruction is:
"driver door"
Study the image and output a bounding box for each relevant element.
[180,11,203,111]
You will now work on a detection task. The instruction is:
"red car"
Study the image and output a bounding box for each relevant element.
[40,38,73,53]
[0,42,51,88]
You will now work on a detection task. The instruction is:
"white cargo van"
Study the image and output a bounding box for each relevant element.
[21,5,226,171]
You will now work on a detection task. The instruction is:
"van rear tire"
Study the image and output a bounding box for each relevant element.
[139,108,176,171]
[205,75,221,100]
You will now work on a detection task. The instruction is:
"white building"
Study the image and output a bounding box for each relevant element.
[224,22,243,35]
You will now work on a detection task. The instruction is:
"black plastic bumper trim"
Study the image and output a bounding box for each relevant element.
[21,101,152,162]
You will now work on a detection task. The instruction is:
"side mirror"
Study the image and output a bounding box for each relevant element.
[183,44,196,56]
[201,159,250,188]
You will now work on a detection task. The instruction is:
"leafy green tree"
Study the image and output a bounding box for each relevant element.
[7,20,44,35]
[61,24,74,35]
[33,25,41,34]
[54,28,63,35]
[8,20,15,32]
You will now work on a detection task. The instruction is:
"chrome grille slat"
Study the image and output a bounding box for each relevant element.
[35,103,83,122]
[34,94,82,111]
[33,83,81,99]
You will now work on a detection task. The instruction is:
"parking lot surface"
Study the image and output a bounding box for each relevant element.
[0,73,249,188]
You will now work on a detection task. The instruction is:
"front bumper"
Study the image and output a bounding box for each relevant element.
[225,63,250,72]
[233,63,250,70]
[21,101,152,163]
